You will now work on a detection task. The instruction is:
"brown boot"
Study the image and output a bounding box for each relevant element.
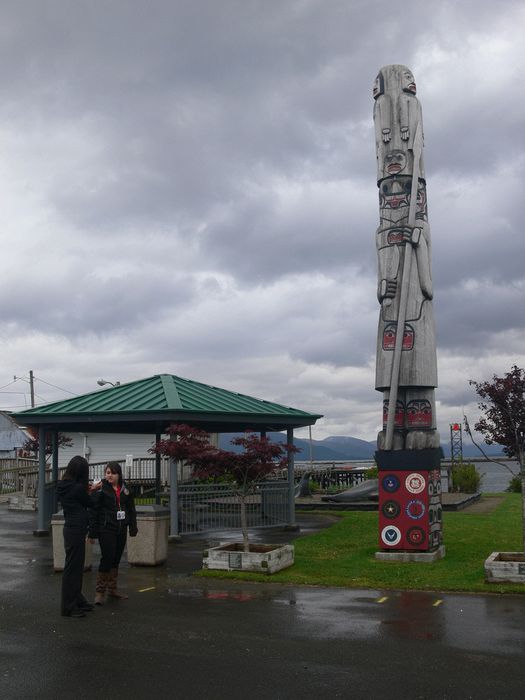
[107,568,128,600]
[94,572,108,605]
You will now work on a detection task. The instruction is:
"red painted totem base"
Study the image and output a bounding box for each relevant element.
[376,449,443,552]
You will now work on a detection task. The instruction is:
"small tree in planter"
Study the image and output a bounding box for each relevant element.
[151,423,298,554]
[469,365,525,582]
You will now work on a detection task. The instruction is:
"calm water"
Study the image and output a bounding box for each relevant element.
[467,460,520,493]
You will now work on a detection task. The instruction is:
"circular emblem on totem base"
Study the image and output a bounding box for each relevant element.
[405,473,426,494]
[406,499,426,520]
[382,474,400,493]
[406,527,426,546]
[381,525,402,547]
[382,500,401,519]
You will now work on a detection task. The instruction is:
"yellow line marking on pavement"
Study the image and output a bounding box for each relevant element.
[377,596,388,603]
[433,599,443,607]
[138,587,156,593]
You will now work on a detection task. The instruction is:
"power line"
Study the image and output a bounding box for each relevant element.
[33,376,78,396]
[0,378,21,391]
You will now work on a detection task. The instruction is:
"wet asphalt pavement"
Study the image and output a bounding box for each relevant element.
[1,504,525,700]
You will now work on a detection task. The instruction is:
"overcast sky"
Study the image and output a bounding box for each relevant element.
[1,0,524,443]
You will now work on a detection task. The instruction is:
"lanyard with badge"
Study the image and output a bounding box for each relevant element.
[115,486,126,521]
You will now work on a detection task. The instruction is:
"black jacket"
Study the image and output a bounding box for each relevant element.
[56,479,94,531]
[88,480,137,539]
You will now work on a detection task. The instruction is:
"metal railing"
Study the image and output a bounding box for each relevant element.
[292,459,375,471]
[2,457,372,535]
[177,480,290,534]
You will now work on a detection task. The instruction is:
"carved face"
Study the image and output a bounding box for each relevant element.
[384,150,407,176]
[402,69,416,94]
[383,399,405,428]
[406,399,433,428]
[372,72,384,99]
[382,323,414,350]
[382,324,396,350]
[380,177,411,209]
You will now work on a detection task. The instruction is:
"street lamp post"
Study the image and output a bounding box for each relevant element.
[97,379,121,387]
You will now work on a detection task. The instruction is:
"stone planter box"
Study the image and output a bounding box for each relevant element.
[127,504,170,566]
[8,495,37,511]
[203,543,294,574]
[484,552,525,584]
[51,513,93,572]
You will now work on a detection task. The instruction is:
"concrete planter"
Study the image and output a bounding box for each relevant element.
[484,552,525,584]
[51,513,93,572]
[127,504,170,566]
[203,543,294,574]
[8,495,37,511]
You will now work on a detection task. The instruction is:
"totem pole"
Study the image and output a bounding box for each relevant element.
[372,65,443,556]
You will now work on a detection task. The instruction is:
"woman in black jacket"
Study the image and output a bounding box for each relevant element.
[89,461,138,605]
[56,455,100,618]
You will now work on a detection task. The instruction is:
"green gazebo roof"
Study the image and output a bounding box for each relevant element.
[11,374,322,434]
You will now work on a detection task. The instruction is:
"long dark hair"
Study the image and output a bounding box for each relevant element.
[105,461,123,486]
[63,456,90,486]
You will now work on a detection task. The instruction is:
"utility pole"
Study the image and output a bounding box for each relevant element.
[29,370,35,408]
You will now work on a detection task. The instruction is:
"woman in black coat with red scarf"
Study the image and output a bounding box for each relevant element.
[89,461,138,605]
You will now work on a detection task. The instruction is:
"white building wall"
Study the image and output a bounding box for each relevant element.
[58,432,158,468]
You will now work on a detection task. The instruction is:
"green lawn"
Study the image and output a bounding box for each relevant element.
[198,493,525,594]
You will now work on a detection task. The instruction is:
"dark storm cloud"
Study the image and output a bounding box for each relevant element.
[0,268,198,335]
[0,0,523,438]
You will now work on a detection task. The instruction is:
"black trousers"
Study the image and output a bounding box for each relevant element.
[98,527,127,573]
[62,527,88,615]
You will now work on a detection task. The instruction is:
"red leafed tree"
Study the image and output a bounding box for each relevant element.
[470,365,525,552]
[151,424,297,552]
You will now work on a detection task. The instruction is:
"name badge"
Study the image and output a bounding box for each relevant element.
[117,510,126,521]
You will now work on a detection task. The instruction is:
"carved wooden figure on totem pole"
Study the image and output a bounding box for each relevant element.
[373,64,439,452]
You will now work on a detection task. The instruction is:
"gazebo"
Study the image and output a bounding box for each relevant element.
[11,374,322,535]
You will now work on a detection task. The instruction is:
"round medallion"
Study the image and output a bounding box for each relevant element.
[382,474,400,493]
[406,526,426,546]
[382,500,401,519]
[405,473,426,494]
[381,525,402,547]
[406,499,426,520]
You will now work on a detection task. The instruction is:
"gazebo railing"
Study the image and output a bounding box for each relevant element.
[1,457,291,535]
[176,480,290,533]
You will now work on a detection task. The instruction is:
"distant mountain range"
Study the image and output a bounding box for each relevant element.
[219,433,505,461]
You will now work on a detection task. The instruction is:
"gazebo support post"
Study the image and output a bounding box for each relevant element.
[155,432,161,505]
[51,431,59,515]
[34,425,49,536]
[168,432,181,540]
[285,427,299,531]
[51,432,59,483]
